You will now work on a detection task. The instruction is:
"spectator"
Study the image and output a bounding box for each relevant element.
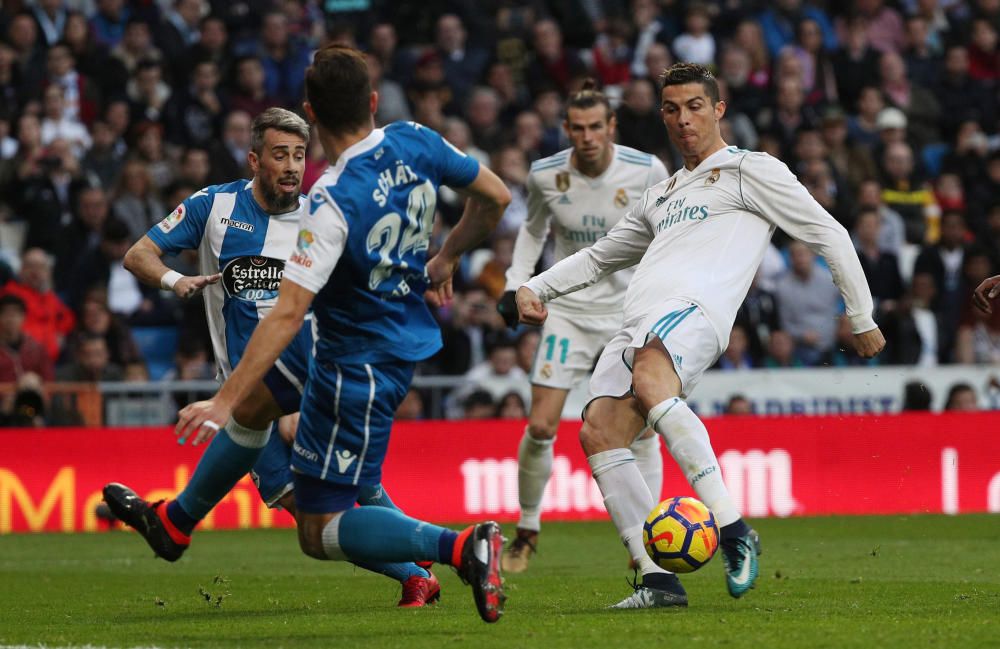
[732,20,772,90]
[31,0,70,48]
[724,394,753,415]
[207,110,252,184]
[367,53,410,127]
[672,3,715,65]
[90,0,131,49]
[763,329,803,368]
[734,274,781,364]
[914,211,971,358]
[774,241,842,366]
[718,45,767,122]
[1,248,75,362]
[8,12,46,86]
[880,140,940,244]
[526,18,587,95]
[229,56,278,118]
[878,50,941,149]
[967,18,999,82]
[0,372,47,427]
[854,208,904,316]
[433,286,502,375]
[163,58,227,146]
[475,234,516,300]
[856,0,905,53]
[20,138,92,257]
[82,120,126,188]
[435,14,489,108]
[901,380,932,410]
[944,382,979,410]
[496,391,527,419]
[617,78,671,160]
[40,84,91,156]
[462,389,496,419]
[56,332,124,382]
[112,159,165,242]
[44,42,100,126]
[155,0,205,69]
[846,85,884,149]
[56,185,110,287]
[512,110,544,163]
[629,0,672,79]
[465,86,505,154]
[67,294,143,371]
[880,271,941,366]
[789,17,839,105]
[758,0,836,58]
[717,324,754,370]
[936,45,995,141]
[132,121,173,189]
[448,335,529,418]
[489,147,528,236]
[183,15,232,84]
[65,217,144,315]
[641,42,674,89]
[855,179,905,259]
[257,12,311,107]
[176,146,211,188]
[902,14,941,88]
[367,22,409,84]
[955,286,1000,365]
[112,19,163,76]
[820,106,876,196]
[0,294,54,382]
[127,59,171,127]
[590,18,633,89]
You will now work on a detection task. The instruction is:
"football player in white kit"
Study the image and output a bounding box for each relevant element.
[516,63,886,608]
[497,80,670,573]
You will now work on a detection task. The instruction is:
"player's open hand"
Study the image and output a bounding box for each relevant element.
[174,273,221,299]
[853,327,886,359]
[176,397,233,446]
[515,286,547,326]
[425,253,459,308]
[972,275,1000,314]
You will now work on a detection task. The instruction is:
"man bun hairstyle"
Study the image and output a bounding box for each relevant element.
[566,77,613,120]
[659,62,720,104]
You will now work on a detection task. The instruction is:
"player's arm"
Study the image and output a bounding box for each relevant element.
[123,235,221,299]
[498,172,551,326]
[175,190,348,444]
[973,275,1000,314]
[426,161,511,307]
[741,153,884,358]
[516,193,653,325]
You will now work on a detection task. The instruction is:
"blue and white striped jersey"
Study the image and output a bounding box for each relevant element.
[147,179,307,377]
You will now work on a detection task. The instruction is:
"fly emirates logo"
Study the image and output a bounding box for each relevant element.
[654,196,709,233]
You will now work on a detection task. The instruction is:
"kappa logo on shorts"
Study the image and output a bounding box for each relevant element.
[336,449,358,473]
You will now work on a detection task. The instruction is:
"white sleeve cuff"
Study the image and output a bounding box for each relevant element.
[849,313,878,334]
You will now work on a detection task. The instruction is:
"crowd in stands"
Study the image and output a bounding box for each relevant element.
[0,0,998,425]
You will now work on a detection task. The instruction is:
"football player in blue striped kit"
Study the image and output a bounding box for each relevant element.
[103,108,439,607]
[174,46,513,623]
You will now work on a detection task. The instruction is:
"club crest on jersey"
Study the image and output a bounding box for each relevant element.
[556,172,570,193]
[540,364,553,379]
[705,168,721,185]
[298,229,314,249]
[614,188,629,208]
[158,204,185,233]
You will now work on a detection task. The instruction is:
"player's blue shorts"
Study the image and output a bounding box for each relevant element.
[291,358,415,514]
[248,318,313,507]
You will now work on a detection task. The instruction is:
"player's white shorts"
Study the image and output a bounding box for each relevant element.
[530,308,622,390]
[587,299,722,409]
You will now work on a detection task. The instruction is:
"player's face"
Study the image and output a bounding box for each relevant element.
[250,128,306,213]
[564,105,615,165]
[660,82,726,159]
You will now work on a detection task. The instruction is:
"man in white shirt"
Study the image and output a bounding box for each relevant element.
[516,63,885,608]
[497,80,670,573]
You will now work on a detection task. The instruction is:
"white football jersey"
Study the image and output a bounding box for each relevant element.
[524,146,876,349]
[505,144,669,314]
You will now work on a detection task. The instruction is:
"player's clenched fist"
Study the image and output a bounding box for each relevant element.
[972,275,1000,314]
[515,286,547,326]
[853,327,886,358]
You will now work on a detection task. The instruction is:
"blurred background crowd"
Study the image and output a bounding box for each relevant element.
[0,0,998,425]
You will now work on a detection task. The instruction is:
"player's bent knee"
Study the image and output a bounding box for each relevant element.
[580,420,617,456]
[527,418,558,440]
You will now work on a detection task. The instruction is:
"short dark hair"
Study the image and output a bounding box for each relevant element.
[305,44,371,134]
[0,293,27,314]
[566,78,613,121]
[659,62,720,104]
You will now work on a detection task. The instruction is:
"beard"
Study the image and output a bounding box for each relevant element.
[259,176,300,213]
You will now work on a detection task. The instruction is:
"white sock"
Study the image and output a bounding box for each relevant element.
[320,511,346,560]
[648,398,740,527]
[516,428,555,532]
[588,448,667,576]
[630,433,663,504]
[225,417,271,448]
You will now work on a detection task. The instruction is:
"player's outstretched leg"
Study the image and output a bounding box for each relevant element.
[646,396,761,597]
[296,482,506,623]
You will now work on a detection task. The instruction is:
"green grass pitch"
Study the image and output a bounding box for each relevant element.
[1,515,998,649]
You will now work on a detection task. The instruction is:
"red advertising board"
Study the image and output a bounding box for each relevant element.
[2,413,999,533]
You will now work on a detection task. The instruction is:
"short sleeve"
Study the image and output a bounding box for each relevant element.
[282,188,349,294]
[147,188,213,254]
[419,123,480,188]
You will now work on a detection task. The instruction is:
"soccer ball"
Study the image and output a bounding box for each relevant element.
[642,496,720,573]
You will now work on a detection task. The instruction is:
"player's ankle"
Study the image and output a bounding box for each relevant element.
[448,525,475,567]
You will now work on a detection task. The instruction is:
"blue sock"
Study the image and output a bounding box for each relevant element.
[335,506,456,565]
[356,483,400,511]
[353,483,428,580]
[172,426,269,532]
[721,518,751,541]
